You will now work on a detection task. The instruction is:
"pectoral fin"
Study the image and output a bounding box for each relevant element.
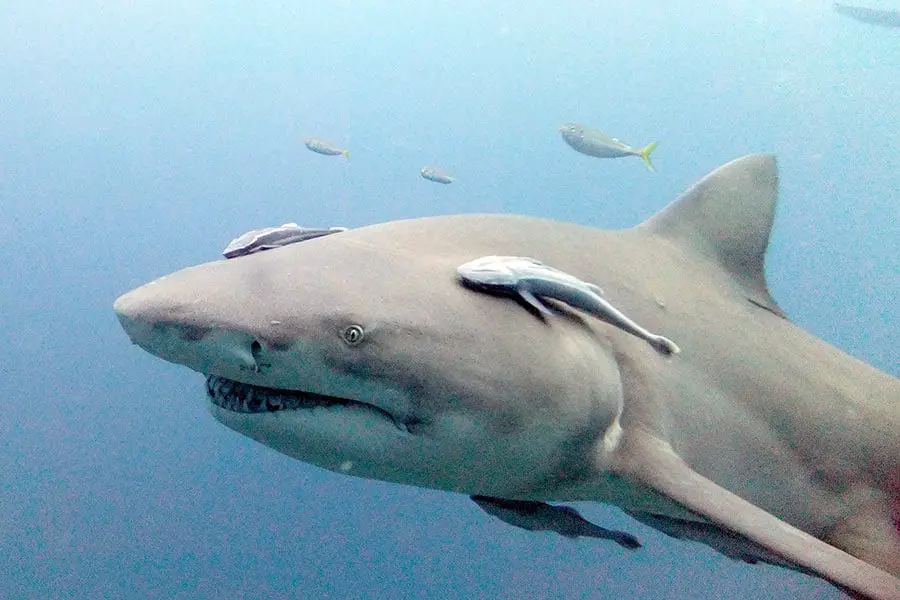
[516,287,556,318]
[613,428,900,600]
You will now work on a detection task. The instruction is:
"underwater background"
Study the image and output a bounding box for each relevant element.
[1,2,897,598]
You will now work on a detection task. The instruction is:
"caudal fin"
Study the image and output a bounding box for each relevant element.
[639,141,658,172]
[342,149,350,160]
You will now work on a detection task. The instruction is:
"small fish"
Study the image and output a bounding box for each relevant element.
[457,255,680,355]
[304,137,349,159]
[420,166,454,184]
[223,223,347,259]
[560,122,658,172]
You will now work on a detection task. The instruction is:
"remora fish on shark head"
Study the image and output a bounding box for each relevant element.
[222,223,347,259]
[114,155,900,600]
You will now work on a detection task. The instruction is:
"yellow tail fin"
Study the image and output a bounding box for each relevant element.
[639,141,658,172]
[342,149,350,160]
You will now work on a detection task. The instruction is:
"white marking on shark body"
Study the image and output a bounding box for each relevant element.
[113,155,900,600]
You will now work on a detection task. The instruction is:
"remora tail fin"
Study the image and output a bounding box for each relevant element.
[638,154,785,317]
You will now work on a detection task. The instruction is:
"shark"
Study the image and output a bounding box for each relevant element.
[113,155,900,600]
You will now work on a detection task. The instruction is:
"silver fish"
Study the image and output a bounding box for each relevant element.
[420,166,454,184]
[304,137,349,158]
[560,122,658,171]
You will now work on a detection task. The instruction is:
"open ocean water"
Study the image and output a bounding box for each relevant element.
[1,2,897,599]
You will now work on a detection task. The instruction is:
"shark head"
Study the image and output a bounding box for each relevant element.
[114,231,626,498]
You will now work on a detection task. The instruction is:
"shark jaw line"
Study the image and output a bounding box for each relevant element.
[204,375,409,432]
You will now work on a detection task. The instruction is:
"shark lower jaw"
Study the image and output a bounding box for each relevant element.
[204,375,406,431]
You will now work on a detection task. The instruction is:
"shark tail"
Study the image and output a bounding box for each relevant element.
[639,141,658,172]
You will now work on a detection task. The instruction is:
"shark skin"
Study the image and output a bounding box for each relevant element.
[113,155,900,600]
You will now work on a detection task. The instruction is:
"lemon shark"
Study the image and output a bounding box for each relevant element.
[113,155,899,600]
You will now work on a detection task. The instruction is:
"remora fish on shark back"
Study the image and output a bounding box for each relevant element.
[113,155,900,600]
[456,255,680,355]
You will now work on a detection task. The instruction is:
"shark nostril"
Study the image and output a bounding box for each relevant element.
[248,340,272,374]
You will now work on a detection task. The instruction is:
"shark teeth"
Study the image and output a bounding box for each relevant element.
[204,376,409,432]
[205,375,355,414]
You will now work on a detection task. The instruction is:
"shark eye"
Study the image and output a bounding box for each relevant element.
[340,325,365,346]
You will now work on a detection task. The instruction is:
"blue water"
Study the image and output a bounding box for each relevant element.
[1,2,897,598]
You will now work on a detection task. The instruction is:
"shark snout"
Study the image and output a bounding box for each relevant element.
[113,288,159,348]
[113,286,182,351]
[113,288,261,377]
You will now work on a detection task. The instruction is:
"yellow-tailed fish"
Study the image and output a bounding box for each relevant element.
[559,123,657,172]
[304,137,349,159]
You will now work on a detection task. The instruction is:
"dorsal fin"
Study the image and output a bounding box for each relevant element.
[638,154,786,318]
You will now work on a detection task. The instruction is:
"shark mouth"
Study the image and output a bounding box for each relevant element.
[205,376,406,432]
[206,375,358,414]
